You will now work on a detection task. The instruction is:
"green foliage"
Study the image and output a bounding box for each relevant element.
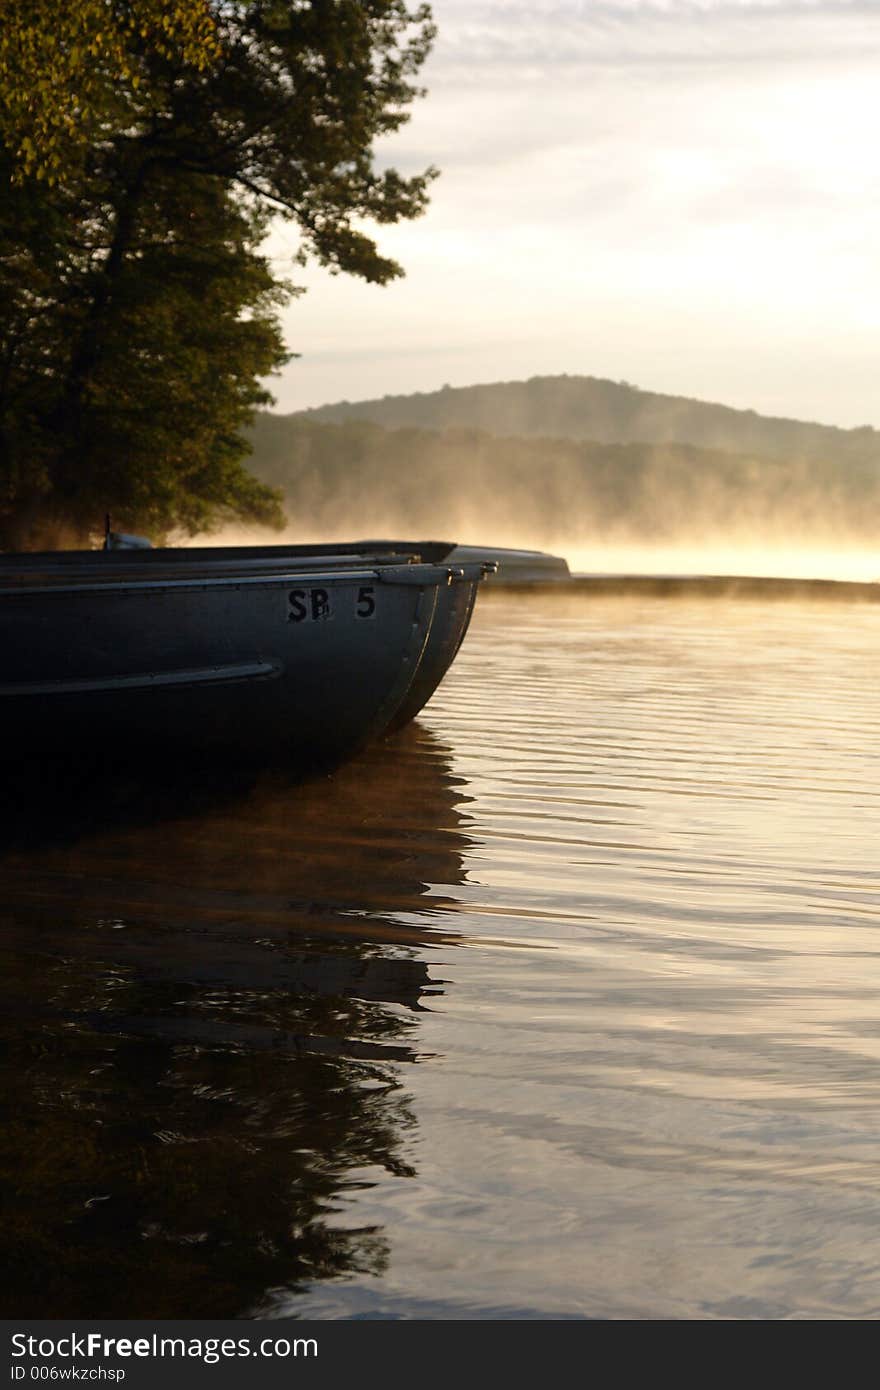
[0,0,219,183]
[0,2,436,548]
[158,0,438,283]
[0,152,289,546]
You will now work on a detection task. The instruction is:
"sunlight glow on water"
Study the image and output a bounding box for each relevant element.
[290,592,880,1319]
[3,590,880,1319]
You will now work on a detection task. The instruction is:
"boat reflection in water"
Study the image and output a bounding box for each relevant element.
[0,727,470,1318]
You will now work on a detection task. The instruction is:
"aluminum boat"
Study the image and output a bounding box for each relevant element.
[0,540,491,766]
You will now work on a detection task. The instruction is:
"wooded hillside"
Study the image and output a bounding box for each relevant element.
[247,411,880,544]
[297,375,880,467]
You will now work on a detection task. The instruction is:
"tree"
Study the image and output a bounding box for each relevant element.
[0,0,219,183]
[0,1,437,548]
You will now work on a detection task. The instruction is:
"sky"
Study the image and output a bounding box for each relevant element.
[265,0,880,429]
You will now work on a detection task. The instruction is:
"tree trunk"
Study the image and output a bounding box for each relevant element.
[50,160,153,522]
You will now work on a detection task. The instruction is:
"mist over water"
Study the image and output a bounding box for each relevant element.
[235,378,880,586]
[564,541,880,582]
[190,522,880,584]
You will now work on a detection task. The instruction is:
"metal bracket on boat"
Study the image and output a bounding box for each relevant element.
[377,564,466,587]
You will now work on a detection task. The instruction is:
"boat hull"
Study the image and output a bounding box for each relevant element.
[386,574,480,732]
[0,553,479,766]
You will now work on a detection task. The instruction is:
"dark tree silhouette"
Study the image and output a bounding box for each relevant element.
[0,2,436,548]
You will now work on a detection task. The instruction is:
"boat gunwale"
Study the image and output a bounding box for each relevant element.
[0,565,384,598]
[0,562,476,599]
[0,538,456,572]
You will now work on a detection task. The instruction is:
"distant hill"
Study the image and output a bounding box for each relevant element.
[297,374,880,466]
[246,413,880,546]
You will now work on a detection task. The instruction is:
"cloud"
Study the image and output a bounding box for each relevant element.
[266,0,880,428]
[426,0,880,76]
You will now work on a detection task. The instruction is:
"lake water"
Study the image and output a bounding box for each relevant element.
[3,587,880,1320]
